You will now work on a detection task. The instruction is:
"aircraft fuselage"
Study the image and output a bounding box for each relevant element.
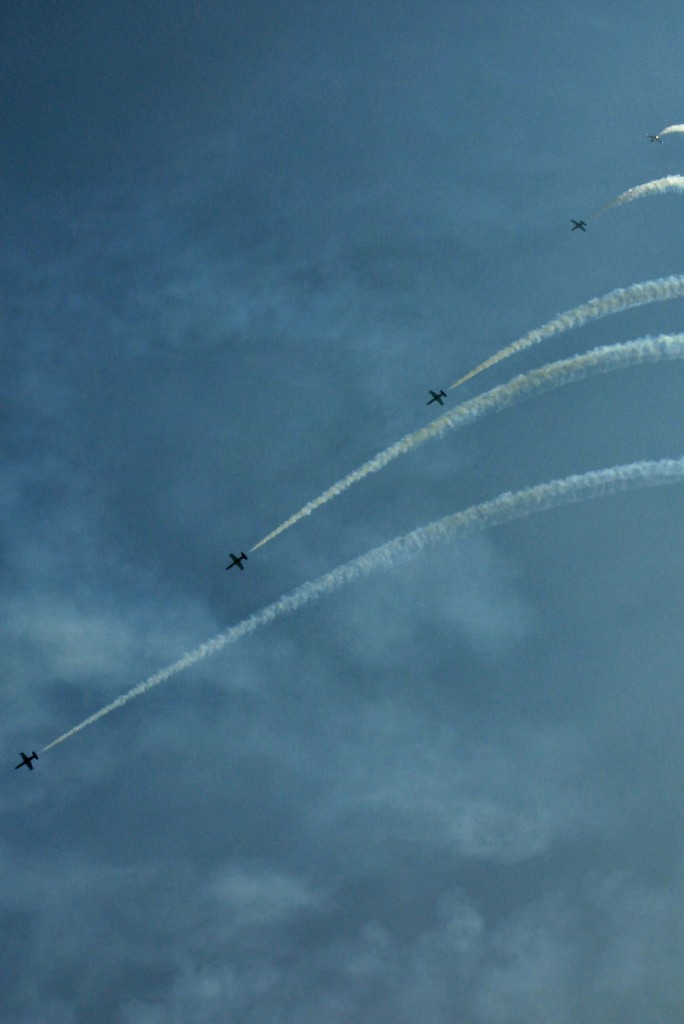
[226,552,248,571]
[15,751,38,771]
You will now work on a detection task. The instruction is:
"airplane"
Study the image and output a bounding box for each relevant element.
[427,389,447,406]
[571,219,587,232]
[225,552,248,571]
[646,134,663,143]
[14,751,38,771]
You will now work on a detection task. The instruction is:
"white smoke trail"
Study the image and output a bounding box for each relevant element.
[450,274,684,390]
[43,455,684,752]
[594,175,684,216]
[660,125,684,136]
[251,330,684,551]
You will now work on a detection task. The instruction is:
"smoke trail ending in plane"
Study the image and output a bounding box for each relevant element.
[594,175,684,217]
[450,275,684,390]
[42,456,684,753]
[251,329,684,551]
[660,125,684,137]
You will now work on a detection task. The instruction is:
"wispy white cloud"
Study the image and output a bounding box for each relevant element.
[208,867,324,929]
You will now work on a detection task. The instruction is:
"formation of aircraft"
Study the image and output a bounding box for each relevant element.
[21,122,669,772]
[226,551,248,571]
[15,751,38,771]
[569,127,670,232]
[569,126,671,234]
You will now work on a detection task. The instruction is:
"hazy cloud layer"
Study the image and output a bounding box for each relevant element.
[4,1,684,1021]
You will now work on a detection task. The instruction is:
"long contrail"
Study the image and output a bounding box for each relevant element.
[43,455,684,752]
[251,331,684,551]
[594,175,684,216]
[450,274,684,390]
[660,124,684,137]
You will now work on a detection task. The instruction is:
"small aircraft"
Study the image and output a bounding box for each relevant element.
[571,219,587,232]
[427,389,447,406]
[14,751,38,771]
[646,134,663,143]
[226,552,248,571]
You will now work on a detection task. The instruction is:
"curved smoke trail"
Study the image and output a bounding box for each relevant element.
[43,455,684,752]
[450,275,684,390]
[594,175,684,216]
[660,125,684,137]
[251,332,684,551]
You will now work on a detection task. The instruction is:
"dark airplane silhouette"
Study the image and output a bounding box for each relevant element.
[646,134,663,143]
[427,389,447,406]
[571,219,587,232]
[226,552,248,571]
[15,751,38,771]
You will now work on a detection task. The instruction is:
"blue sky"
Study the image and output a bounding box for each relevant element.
[4,2,684,1020]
